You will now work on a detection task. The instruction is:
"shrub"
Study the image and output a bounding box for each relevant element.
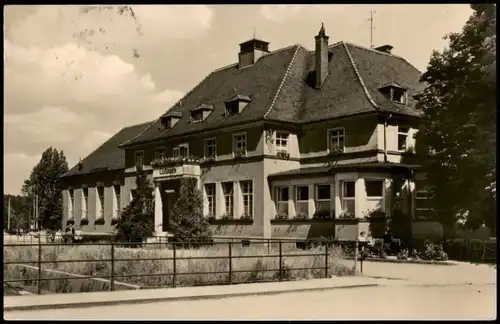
[80,219,89,226]
[114,164,154,244]
[220,213,234,220]
[293,212,309,220]
[206,214,216,222]
[240,213,253,221]
[339,211,355,219]
[367,209,386,218]
[66,219,75,226]
[312,210,333,220]
[397,248,409,260]
[94,218,105,225]
[111,218,118,226]
[169,178,212,244]
[274,212,289,220]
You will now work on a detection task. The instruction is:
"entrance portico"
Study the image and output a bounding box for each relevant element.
[152,163,201,236]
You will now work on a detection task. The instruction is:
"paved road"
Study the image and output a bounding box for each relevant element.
[5,283,495,320]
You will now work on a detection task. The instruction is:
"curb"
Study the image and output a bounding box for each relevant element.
[362,258,454,266]
[4,283,378,312]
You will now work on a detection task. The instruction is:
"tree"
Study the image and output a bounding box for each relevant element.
[415,4,496,231]
[169,178,212,245]
[114,164,155,244]
[21,147,69,230]
[3,195,32,232]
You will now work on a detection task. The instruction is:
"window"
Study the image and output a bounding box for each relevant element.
[204,138,217,158]
[233,133,247,156]
[328,128,345,152]
[97,187,105,218]
[222,182,234,216]
[191,111,203,123]
[173,147,180,158]
[392,88,406,104]
[135,151,144,167]
[365,180,384,212]
[380,86,407,104]
[341,181,355,214]
[155,147,166,160]
[275,187,289,215]
[82,188,88,219]
[366,180,384,197]
[173,143,189,158]
[226,102,239,116]
[316,184,331,212]
[398,126,409,151]
[205,184,216,217]
[415,186,434,220]
[241,181,253,217]
[113,185,121,219]
[295,186,309,215]
[275,132,289,153]
[69,189,74,219]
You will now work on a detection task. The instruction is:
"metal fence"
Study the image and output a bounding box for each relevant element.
[3,237,360,295]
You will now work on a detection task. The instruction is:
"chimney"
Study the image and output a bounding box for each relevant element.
[315,23,329,89]
[238,38,270,69]
[375,45,393,54]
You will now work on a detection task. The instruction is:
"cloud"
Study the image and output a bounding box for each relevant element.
[3,5,203,194]
[260,5,305,22]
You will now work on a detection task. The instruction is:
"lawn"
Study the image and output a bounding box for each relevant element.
[4,242,355,294]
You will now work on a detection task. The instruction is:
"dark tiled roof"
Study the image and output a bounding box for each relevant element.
[121,39,425,147]
[62,122,151,178]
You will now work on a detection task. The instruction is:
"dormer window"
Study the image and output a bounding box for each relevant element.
[190,103,213,123]
[379,82,407,105]
[160,111,182,129]
[225,94,251,116]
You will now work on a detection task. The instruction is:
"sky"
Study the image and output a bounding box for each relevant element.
[3,4,473,195]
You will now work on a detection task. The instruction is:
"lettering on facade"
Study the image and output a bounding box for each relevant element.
[159,167,177,175]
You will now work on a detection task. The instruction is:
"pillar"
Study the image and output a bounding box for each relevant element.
[154,182,164,235]
[308,184,315,218]
[288,185,295,217]
[355,178,365,218]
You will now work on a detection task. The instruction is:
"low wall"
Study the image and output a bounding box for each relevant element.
[5,264,140,294]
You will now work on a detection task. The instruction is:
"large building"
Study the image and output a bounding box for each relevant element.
[61,25,434,241]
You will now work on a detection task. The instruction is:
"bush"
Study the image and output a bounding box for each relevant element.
[94,218,105,225]
[220,213,233,220]
[80,219,89,226]
[294,212,309,220]
[169,178,212,244]
[312,210,333,220]
[240,213,253,221]
[274,212,289,220]
[66,219,75,226]
[397,248,409,260]
[412,244,448,261]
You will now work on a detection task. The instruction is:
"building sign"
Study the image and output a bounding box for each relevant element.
[159,167,177,175]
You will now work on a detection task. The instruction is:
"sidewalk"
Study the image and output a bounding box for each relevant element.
[4,276,382,312]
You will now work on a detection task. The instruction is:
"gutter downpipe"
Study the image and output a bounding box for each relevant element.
[383,113,393,163]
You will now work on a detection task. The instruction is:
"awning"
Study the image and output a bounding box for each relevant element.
[268,162,421,180]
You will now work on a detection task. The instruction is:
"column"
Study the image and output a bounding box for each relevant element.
[307,184,315,219]
[74,189,82,222]
[104,187,114,223]
[234,181,242,218]
[355,178,366,218]
[334,176,341,218]
[330,180,335,218]
[88,187,97,223]
[62,190,69,227]
[288,185,295,217]
[154,183,164,234]
[216,182,224,218]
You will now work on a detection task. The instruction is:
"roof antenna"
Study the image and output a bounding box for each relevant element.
[368,10,376,49]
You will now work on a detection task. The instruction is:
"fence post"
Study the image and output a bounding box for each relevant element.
[354,241,358,274]
[278,241,282,282]
[324,242,329,278]
[172,242,177,288]
[228,242,232,285]
[110,242,115,291]
[37,237,42,295]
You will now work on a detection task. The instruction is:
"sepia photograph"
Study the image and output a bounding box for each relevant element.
[3,4,496,320]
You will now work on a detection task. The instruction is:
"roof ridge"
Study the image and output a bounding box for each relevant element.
[344,42,423,74]
[263,45,301,119]
[119,119,158,148]
[342,41,379,110]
